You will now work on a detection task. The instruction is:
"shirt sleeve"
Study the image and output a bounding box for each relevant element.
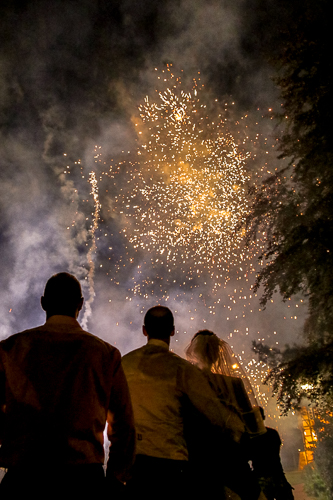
[0,352,5,445]
[180,362,245,443]
[106,349,136,482]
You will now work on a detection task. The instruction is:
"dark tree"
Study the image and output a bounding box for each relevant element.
[247,0,333,410]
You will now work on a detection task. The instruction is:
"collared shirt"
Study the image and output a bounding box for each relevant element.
[0,315,135,478]
[122,339,245,461]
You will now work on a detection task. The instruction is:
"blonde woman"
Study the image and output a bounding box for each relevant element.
[185,330,267,500]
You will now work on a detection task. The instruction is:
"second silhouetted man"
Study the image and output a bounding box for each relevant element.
[121,305,245,499]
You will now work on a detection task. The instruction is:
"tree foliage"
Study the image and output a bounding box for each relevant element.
[303,462,330,500]
[247,0,333,409]
[313,414,333,499]
[252,340,333,414]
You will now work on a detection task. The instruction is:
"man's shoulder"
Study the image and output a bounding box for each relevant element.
[122,344,148,365]
[0,324,120,359]
[122,343,194,369]
[0,327,37,348]
[79,330,121,356]
[77,327,116,347]
[122,343,145,357]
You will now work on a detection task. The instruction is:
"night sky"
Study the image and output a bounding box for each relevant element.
[0,1,308,434]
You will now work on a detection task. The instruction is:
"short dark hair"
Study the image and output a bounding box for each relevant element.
[144,306,174,339]
[43,272,82,316]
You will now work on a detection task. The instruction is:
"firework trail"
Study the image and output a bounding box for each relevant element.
[81,170,101,330]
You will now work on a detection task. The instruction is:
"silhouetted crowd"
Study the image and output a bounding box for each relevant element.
[0,272,294,499]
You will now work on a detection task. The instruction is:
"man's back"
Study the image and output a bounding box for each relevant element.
[122,338,244,462]
[0,272,135,499]
[122,339,189,461]
[0,315,131,468]
[121,305,249,500]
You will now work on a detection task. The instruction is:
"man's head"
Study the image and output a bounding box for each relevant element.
[143,306,175,344]
[41,272,83,319]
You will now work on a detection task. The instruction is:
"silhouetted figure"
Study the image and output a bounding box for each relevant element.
[121,306,246,500]
[185,330,267,500]
[249,408,294,500]
[0,272,135,499]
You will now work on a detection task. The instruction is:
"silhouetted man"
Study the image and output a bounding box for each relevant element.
[0,272,135,499]
[250,408,294,500]
[121,305,246,499]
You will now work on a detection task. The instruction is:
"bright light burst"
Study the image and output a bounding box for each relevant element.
[121,67,250,279]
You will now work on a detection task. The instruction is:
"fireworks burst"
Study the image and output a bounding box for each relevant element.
[120,68,251,281]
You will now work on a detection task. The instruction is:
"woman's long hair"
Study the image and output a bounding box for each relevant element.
[186,330,258,406]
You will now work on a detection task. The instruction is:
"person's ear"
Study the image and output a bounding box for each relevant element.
[142,325,148,337]
[170,328,175,337]
[78,297,84,311]
[41,296,46,311]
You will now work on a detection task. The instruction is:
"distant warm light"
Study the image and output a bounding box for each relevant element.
[301,384,314,391]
